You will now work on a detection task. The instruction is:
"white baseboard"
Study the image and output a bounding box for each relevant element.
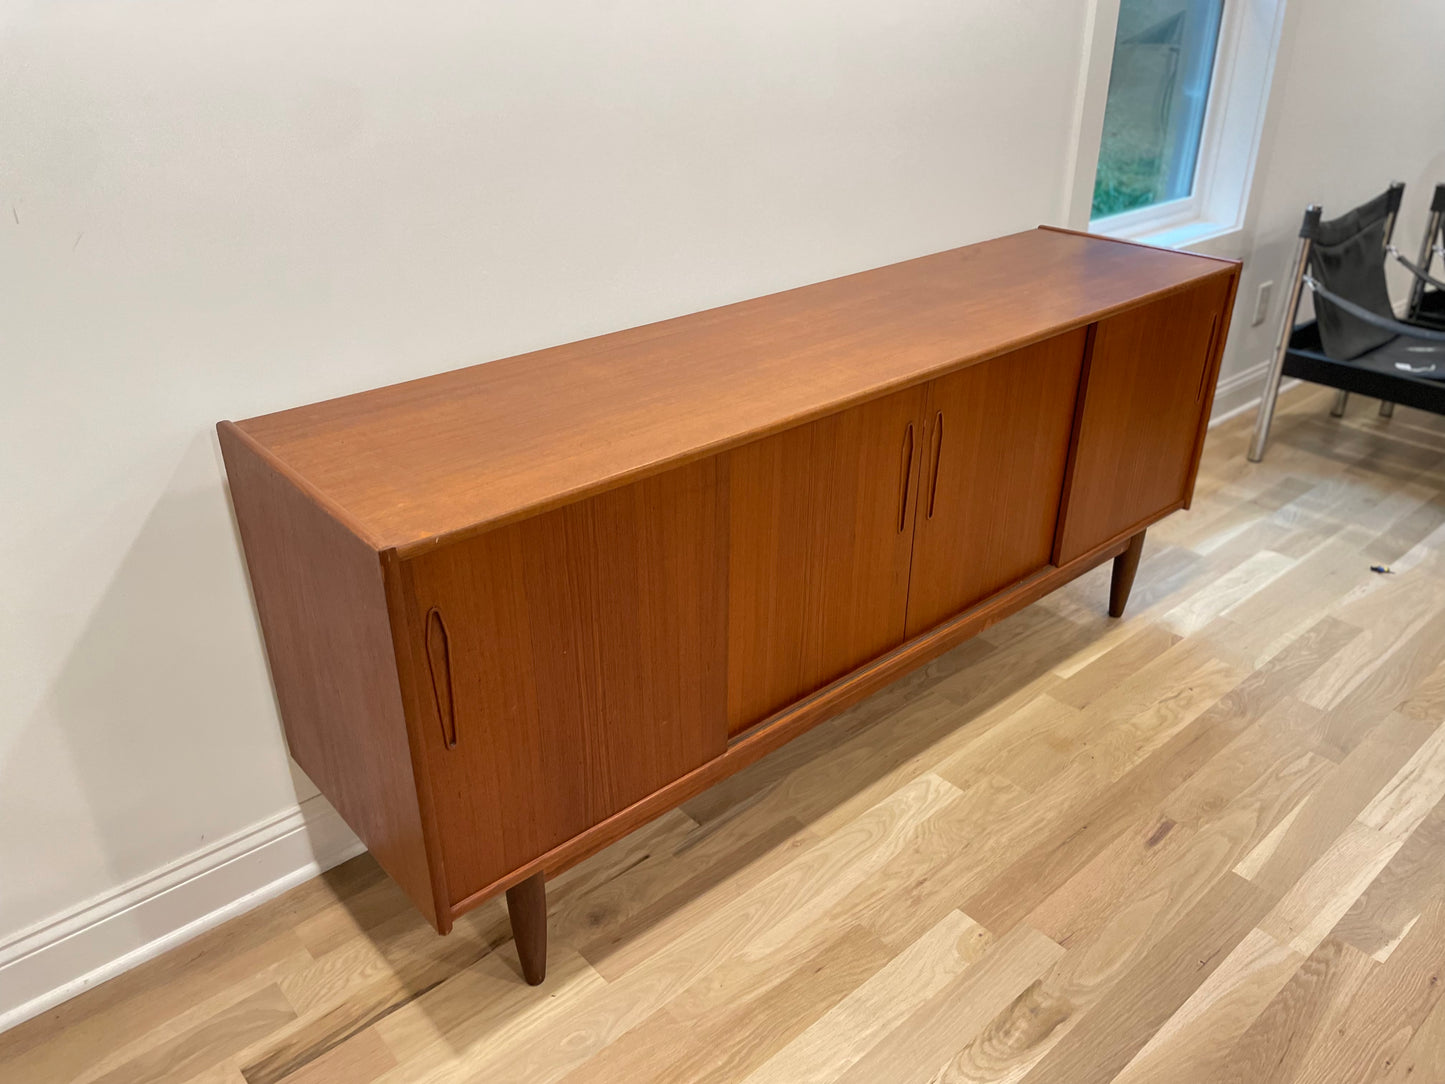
[0,794,363,1035]
[1208,357,1299,427]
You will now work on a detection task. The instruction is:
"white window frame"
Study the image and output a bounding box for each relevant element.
[1067,0,1288,249]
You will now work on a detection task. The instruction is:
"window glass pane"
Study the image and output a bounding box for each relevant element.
[1092,0,1224,219]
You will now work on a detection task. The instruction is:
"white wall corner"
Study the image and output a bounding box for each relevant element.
[0,796,362,1034]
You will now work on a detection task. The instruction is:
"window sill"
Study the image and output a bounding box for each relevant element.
[1092,215,1244,257]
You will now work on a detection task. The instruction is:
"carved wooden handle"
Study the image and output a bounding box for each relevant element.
[425,607,458,749]
[898,421,915,532]
[1197,313,1220,403]
[926,410,944,520]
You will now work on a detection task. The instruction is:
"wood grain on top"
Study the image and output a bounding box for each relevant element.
[230,228,1233,553]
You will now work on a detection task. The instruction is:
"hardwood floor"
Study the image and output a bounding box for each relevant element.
[10,382,1445,1084]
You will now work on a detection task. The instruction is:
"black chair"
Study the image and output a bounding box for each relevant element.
[1248,183,1445,461]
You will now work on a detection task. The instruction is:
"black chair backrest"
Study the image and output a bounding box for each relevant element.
[1306,188,1399,359]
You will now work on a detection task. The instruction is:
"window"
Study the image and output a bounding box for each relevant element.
[1076,0,1285,247]
[1092,0,1225,219]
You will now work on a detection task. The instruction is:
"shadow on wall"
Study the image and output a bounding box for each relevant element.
[0,430,337,946]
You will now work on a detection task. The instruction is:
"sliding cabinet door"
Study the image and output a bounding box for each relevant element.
[401,458,728,904]
[904,331,1087,636]
[726,386,925,736]
[1055,275,1234,563]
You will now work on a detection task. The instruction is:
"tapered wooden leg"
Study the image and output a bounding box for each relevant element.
[1109,530,1146,618]
[505,871,547,985]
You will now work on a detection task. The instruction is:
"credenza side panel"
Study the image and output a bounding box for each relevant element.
[217,425,439,928]
[1055,275,1233,564]
[904,331,1087,637]
[402,456,729,904]
[725,385,926,737]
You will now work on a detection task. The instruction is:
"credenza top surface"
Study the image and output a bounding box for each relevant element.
[227,228,1235,553]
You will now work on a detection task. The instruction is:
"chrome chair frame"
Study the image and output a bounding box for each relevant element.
[1405,184,1445,326]
[1249,183,1406,462]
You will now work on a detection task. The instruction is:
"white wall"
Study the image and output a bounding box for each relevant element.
[0,0,1096,1026]
[1199,0,1445,415]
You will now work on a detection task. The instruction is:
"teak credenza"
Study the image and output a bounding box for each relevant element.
[218,227,1240,984]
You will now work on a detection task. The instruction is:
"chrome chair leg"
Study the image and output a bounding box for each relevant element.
[1331,389,1350,417]
[1248,363,1285,463]
[1407,201,1443,320]
[1373,184,1404,426]
[1249,211,1318,463]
